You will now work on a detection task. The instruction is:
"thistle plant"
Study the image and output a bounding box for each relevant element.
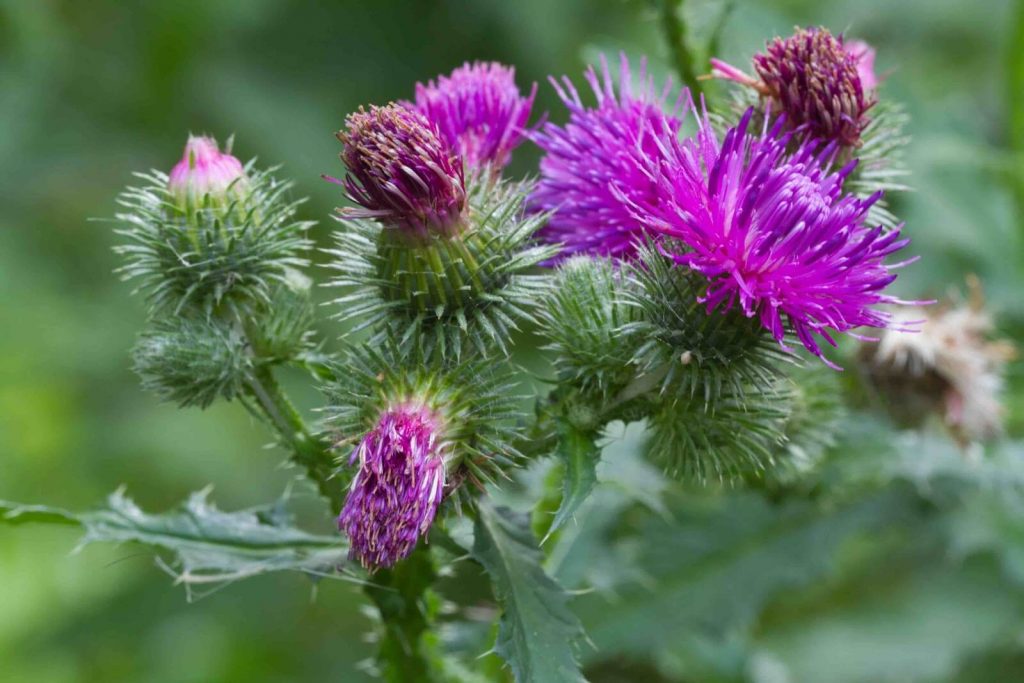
[5,14,1018,683]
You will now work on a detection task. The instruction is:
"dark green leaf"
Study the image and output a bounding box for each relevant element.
[472,501,587,683]
[547,425,600,538]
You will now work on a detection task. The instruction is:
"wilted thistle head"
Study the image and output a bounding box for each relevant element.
[167,135,247,212]
[713,27,875,147]
[414,61,536,171]
[861,278,1016,445]
[338,403,447,570]
[336,103,467,240]
[618,108,916,367]
[530,54,683,259]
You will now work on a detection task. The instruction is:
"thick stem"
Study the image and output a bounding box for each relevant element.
[246,364,346,513]
[363,544,441,682]
[659,0,704,98]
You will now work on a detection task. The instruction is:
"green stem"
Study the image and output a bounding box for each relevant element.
[246,364,346,513]
[363,544,441,682]
[659,0,703,98]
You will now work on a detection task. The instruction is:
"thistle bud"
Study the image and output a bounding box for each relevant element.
[337,104,467,240]
[413,61,536,172]
[712,27,875,147]
[167,135,247,212]
[339,403,447,569]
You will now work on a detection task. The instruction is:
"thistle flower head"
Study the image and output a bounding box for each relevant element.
[167,135,247,211]
[712,27,875,147]
[753,27,875,147]
[530,54,682,259]
[336,104,467,240]
[618,108,916,367]
[338,403,446,570]
[414,61,536,171]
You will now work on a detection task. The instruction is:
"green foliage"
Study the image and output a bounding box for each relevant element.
[0,488,349,600]
[114,164,314,317]
[547,424,601,537]
[243,269,316,362]
[326,177,556,358]
[472,502,587,683]
[132,315,252,409]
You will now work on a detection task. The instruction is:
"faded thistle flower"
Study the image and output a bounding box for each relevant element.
[711,27,876,147]
[333,103,467,240]
[861,277,1016,445]
[339,403,447,569]
[167,135,247,212]
[617,108,916,367]
[530,54,682,259]
[414,61,536,171]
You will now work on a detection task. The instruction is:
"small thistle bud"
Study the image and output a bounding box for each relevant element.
[336,104,467,240]
[167,135,247,213]
[413,61,536,172]
[712,27,875,147]
[339,404,447,569]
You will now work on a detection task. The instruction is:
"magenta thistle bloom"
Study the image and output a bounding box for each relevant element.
[338,403,447,570]
[414,61,536,171]
[167,135,246,209]
[619,108,915,366]
[530,54,683,259]
[334,104,467,240]
[712,27,875,147]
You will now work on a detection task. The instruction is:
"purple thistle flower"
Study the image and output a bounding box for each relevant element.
[338,403,447,570]
[618,107,916,367]
[530,54,683,259]
[413,61,536,171]
[334,104,467,240]
[167,135,246,209]
[712,27,875,148]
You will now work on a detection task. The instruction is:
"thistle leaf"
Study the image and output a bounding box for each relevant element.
[0,488,348,599]
[472,501,587,683]
[547,425,600,538]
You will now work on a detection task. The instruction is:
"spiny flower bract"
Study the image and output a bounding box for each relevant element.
[530,54,682,259]
[334,103,467,240]
[619,109,916,367]
[413,61,536,172]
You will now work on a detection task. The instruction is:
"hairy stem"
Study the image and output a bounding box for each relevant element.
[363,544,441,682]
[246,364,346,513]
[659,0,703,97]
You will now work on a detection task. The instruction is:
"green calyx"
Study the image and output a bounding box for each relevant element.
[327,177,556,358]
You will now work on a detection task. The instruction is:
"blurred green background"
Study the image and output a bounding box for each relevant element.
[1,1,1023,681]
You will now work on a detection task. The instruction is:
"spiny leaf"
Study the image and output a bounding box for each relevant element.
[1,488,348,599]
[547,425,600,539]
[472,501,588,683]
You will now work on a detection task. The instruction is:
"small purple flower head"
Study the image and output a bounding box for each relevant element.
[712,27,875,148]
[338,403,447,570]
[752,27,875,147]
[619,108,916,367]
[335,104,467,240]
[530,54,683,259]
[413,61,536,171]
[167,135,246,210]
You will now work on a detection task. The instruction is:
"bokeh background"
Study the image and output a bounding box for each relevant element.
[2,1,1023,681]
